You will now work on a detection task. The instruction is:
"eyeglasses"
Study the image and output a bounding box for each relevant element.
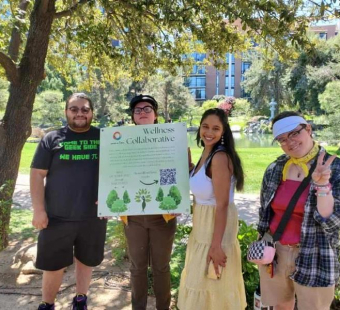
[67,106,92,114]
[276,125,306,146]
[133,106,154,114]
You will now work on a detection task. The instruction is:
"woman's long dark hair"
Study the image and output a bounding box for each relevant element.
[196,108,244,191]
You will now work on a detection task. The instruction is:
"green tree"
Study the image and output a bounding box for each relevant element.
[123,190,131,204]
[319,80,340,113]
[88,69,131,123]
[234,98,252,117]
[0,0,334,250]
[37,65,67,95]
[168,186,182,206]
[156,188,164,202]
[241,54,293,113]
[318,81,340,144]
[201,100,218,111]
[159,196,177,212]
[106,190,119,208]
[110,199,128,213]
[288,32,340,112]
[143,73,195,121]
[184,104,204,127]
[32,90,64,126]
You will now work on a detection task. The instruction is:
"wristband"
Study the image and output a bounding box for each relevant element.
[316,190,332,197]
[313,183,332,191]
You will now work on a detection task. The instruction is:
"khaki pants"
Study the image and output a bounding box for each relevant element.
[124,215,177,310]
[259,242,334,310]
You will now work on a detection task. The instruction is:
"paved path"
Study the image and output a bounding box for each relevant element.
[13,174,260,225]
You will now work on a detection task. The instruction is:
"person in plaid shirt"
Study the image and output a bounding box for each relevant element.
[257,111,340,310]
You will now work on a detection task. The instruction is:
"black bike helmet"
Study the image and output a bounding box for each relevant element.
[129,94,158,111]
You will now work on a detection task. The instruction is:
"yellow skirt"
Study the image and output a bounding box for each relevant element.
[177,203,247,310]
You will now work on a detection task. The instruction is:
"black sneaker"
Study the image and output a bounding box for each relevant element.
[37,302,55,310]
[72,294,88,310]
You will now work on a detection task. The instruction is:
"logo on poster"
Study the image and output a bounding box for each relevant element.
[113,132,122,140]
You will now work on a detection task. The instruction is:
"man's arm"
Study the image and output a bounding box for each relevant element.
[30,168,49,230]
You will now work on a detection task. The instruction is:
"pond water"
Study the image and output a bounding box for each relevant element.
[187,132,279,149]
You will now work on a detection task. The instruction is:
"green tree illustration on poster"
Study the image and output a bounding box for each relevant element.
[168,186,182,205]
[110,199,128,213]
[158,186,182,212]
[123,190,131,204]
[156,188,164,202]
[106,190,129,213]
[106,190,119,208]
[135,189,152,212]
[159,196,177,212]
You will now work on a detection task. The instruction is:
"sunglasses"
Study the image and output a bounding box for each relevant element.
[67,106,92,114]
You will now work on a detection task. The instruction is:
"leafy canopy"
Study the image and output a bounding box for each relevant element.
[1,0,332,85]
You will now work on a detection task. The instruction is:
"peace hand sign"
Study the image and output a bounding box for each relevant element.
[312,151,337,185]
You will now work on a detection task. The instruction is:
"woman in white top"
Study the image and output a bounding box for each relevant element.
[177,108,247,310]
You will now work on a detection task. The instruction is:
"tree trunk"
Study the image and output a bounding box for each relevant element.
[0,0,55,250]
[164,93,169,122]
[98,86,106,119]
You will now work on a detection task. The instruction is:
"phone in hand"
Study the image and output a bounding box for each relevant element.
[206,261,223,280]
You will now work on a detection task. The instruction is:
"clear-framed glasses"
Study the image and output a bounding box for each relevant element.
[275,125,307,146]
[68,106,92,114]
[133,106,154,114]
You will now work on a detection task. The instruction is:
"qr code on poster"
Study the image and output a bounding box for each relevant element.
[160,168,177,185]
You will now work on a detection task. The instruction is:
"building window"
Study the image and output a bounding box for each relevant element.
[190,89,206,100]
[192,65,205,75]
[225,88,234,96]
[240,61,251,98]
[319,32,327,40]
[225,53,235,96]
[111,39,120,47]
[184,76,206,88]
[182,52,207,101]
[225,76,235,87]
[226,53,235,63]
[241,62,251,74]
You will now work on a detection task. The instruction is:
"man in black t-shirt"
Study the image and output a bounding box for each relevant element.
[30,93,106,310]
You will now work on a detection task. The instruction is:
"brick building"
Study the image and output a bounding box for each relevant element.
[184,23,340,102]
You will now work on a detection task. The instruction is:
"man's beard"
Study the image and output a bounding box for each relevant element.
[67,116,91,131]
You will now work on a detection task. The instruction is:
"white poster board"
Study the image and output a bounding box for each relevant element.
[98,123,190,216]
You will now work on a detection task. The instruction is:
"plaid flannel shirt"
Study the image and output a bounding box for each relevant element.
[258,148,340,287]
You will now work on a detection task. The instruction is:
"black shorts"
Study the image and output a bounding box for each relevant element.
[36,217,107,271]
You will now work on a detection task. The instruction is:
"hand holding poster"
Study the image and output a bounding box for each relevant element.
[98,123,190,216]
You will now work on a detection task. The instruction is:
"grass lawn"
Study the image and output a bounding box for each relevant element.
[9,209,37,241]
[21,143,339,194]
[191,145,339,193]
[19,143,37,174]
[191,147,282,193]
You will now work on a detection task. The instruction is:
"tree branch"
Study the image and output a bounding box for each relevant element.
[305,0,334,16]
[0,52,19,85]
[54,0,93,19]
[8,0,30,62]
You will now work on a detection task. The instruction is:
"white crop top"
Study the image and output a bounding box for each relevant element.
[190,162,235,205]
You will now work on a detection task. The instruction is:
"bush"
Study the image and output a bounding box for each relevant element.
[201,100,218,111]
[238,220,260,309]
[233,98,253,117]
[171,221,260,309]
[171,224,193,301]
